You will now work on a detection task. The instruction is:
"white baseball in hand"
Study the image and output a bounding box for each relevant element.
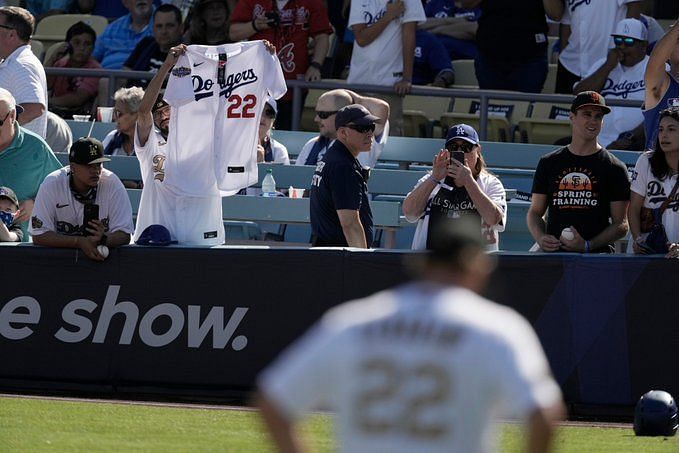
[560,228,575,241]
[97,245,109,259]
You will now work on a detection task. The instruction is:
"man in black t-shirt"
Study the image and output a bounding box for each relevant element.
[310,104,379,248]
[527,91,631,253]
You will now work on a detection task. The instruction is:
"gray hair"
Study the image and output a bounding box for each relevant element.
[113,87,145,113]
[0,88,17,111]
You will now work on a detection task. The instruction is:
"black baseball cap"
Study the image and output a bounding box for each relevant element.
[571,91,611,114]
[335,104,380,129]
[0,186,19,208]
[153,93,169,112]
[69,137,110,165]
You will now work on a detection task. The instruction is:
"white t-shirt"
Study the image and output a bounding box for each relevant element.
[348,0,426,86]
[133,125,225,245]
[164,42,287,197]
[630,152,679,245]
[259,282,562,453]
[295,121,389,168]
[407,171,507,251]
[0,45,48,138]
[559,0,637,77]
[29,167,134,237]
[267,137,290,165]
[585,55,648,147]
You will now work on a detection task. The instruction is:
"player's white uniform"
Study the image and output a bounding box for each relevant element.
[29,167,134,237]
[133,126,225,245]
[259,282,562,453]
[164,42,287,197]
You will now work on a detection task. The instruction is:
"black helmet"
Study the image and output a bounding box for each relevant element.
[633,390,679,437]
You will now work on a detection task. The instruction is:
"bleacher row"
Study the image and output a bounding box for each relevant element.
[64,120,643,251]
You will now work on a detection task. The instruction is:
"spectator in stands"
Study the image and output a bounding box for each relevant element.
[257,97,290,165]
[574,18,649,151]
[0,186,23,242]
[45,111,73,154]
[0,6,48,138]
[348,0,425,136]
[230,0,332,130]
[630,107,679,258]
[123,4,184,89]
[459,0,563,93]
[296,89,390,169]
[103,87,144,159]
[413,29,456,87]
[527,91,630,253]
[403,124,506,251]
[644,16,679,150]
[45,21,101,118]
[93,0,155,69]
[0,88,62,240]
[31,137,134,261]
[556,0,642,94]
[26,0,74,20]
[419,0,479,60]
[186,0,231,46]
[93,1,128,20]
[640,14,666,52]
[309,104,379,248]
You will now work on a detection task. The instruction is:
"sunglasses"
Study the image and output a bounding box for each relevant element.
[446,141,475,152]
[346,123,376,134]
[315,110,338,119]
[263,107,276,119]
[0,111,11,126]
[613,36,637,47]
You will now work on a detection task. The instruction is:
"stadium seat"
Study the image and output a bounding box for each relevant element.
[451,59,478,87]
[43,41,67,65]
[33,14,108,48]
[402,110,431,137]
[542,63,557,94]
[518,102,572,144]
[403,95,453,138]
[440,98,531,142]
[29,39,44,61]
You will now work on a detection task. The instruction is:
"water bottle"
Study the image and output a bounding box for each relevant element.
[262,169,276,197]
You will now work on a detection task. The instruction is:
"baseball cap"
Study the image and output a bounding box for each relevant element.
[571,91,611,114]
[69,137,110,165]
[0,186,19,208]
[445,123,480,146]
[265,94,277,116]
[612,18,648,41]
[152,93,169,113]
[136,224,177,246]
[335,104,380,129]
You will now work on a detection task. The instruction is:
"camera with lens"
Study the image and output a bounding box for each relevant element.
[265,10,280,28]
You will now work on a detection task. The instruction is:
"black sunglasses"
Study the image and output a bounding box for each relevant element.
[613,36,637,47]
[0,111,11,126]
[264,107,276,118]
[346,123,375,134]
[446,141,475,153]
[315,110,338,119]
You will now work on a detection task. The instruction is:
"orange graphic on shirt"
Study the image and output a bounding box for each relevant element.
[558,172,592,191]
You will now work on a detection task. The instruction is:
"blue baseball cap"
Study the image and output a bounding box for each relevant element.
[335,104,380,129]
[445,124,480,146]
[136,224,177,246]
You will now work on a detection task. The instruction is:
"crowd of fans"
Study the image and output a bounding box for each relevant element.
[0,0,677,258]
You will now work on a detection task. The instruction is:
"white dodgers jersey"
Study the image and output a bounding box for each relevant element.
[164,42,287,197]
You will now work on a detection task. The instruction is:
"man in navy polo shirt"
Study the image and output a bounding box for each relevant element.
[310,104,379,248]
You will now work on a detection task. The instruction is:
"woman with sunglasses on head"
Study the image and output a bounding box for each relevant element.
[403,123,507,251]
[257,97,290,165]
[629,107,679,258]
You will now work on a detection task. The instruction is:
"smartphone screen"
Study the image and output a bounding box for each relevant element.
[82,203,99,236]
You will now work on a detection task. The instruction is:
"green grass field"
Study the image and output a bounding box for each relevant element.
[1,396,678,452]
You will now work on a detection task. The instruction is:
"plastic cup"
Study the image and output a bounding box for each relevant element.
[72,114,91,122]
[97,107,114,122]
[293,188,305,198]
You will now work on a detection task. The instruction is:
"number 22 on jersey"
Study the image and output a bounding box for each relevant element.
[227,94,257,118]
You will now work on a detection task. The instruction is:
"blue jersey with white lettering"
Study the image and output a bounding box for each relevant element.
[643,74,679,150]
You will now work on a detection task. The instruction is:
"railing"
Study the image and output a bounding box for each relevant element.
[45,67,645,141]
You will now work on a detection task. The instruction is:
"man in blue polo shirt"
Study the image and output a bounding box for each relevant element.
[93,0,154,69]
[310,104,379,248]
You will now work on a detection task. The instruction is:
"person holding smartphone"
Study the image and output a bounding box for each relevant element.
[30,137,134,261]
[403,123,507,251]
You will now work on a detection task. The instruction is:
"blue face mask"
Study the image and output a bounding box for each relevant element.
[0,211,15,227]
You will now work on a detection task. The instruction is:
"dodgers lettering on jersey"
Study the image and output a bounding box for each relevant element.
[164,42,287,197]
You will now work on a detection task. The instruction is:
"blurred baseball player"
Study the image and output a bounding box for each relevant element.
[257,218,564,452]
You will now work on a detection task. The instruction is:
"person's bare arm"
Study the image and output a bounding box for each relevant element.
[527,402,565,453]
[629,191,645,253]
[256,394,308,453]
[352,0,405,47]
[305,33,329,82]
[527,193,561,251]
[17,103,45,125]
[394,21,417,95]
[337,209,368,248]
[0,223,20,242]
[543,0,564,21]
[349,91,390,136]
[229,16,272,41]
[562,200,629,252]
[645,18,679,109]
[403,150,449,221]
[33,228,105,261]
[573,49,621,94]
[625,1,643,18]
[105,231,131,248]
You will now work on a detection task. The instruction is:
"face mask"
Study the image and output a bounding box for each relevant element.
[0,210,15,227]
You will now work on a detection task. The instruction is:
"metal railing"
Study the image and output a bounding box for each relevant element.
[45,67,645,141]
